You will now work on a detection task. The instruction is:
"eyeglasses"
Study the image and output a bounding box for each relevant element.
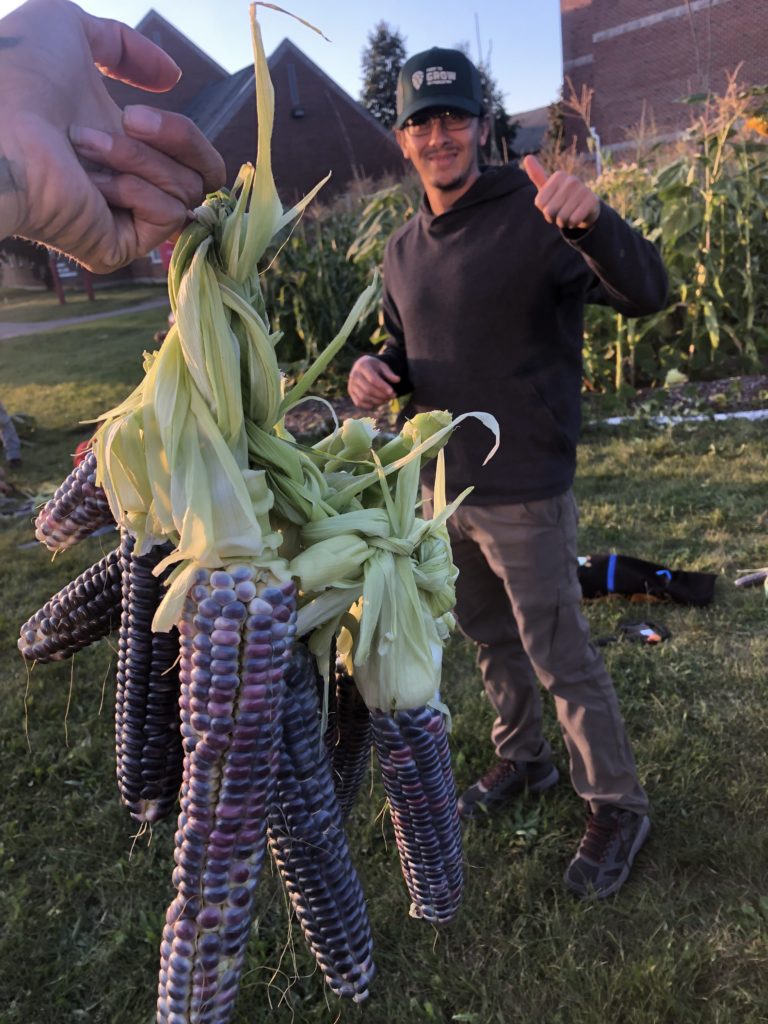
[402,110,475,136]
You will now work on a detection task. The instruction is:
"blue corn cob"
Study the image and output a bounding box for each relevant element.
[156,568,296,1024]
[370,704,463,926]
[268,643,375,1003]
[325,663,372,820]
[17,545,122,662]
[34,449,115,552]
[115,534,182,824]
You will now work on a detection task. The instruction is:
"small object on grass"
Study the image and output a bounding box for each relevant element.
[734,569,768,588]
[618,621,670,645]
[595,621,671,647]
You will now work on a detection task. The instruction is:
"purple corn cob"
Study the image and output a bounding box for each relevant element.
[17,545,122,662]
[325,664,372,820]
[268,643,375,1003]
[34,449,115,552]
[370,704,463,925]
[115,534,183,824]
[156,568,296,1024]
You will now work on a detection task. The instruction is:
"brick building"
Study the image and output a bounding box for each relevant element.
[561,0,768,152]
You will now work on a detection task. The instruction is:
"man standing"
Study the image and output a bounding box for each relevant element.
[0,400,22,468]
[348,47,669,899]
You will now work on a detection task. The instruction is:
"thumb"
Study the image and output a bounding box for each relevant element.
[523,154,549,191]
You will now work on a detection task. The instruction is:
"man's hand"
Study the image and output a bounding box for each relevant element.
[523,154,600,231]
[348,355,400,409]
[0,0,225,272]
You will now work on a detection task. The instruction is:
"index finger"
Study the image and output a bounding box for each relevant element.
[81,10,182,92]
[123,106,226,196]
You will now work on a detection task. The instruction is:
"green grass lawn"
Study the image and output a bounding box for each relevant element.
[0,316,766,1023]
[0,283,168,323]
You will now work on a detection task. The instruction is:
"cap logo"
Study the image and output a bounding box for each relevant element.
[411,70,425,90]
[426,65,457,86]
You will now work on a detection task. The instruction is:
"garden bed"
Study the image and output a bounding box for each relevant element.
[284,373,768,441]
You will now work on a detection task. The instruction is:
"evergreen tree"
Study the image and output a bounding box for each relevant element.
[477,60,518,163]
[452,43,517,163]
[544,94,566,156]
[360,21,407,129]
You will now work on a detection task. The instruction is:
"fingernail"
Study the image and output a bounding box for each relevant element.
[69,125,113,152]
[123,105,163,135]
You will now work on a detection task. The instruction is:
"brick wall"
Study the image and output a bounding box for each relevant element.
[561,0,768,150]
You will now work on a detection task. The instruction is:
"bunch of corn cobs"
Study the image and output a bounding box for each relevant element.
[15,10,478,1021]
[18,447,463,1019]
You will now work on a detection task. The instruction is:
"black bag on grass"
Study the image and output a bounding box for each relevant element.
[577,554,717,606]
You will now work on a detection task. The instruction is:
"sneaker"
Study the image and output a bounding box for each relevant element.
[564,805,651,899]
[457,758,559,820]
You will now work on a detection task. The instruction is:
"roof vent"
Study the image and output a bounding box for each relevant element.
[287,63,305,119]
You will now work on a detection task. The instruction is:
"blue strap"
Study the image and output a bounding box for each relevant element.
[656,569,672,582]
[607,553,617,593]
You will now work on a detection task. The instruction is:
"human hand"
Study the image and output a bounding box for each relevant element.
[0,0,225,272]
[348,356,400,409]
[523,154,600,231]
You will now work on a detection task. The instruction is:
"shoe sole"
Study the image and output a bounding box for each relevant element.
[458,765,560,820]
[564,814,651,899]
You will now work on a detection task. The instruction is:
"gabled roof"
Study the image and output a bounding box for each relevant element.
[513,106,550,128]
[509,105,549,155]
[268,39,396,145]
[184,37,397,146]
[183,66,254,139]
[136,9,228,78]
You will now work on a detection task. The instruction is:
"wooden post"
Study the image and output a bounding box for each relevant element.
[83,269,95,301]
[48,251,66,305]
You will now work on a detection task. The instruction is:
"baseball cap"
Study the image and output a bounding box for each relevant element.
[395,47,485,130]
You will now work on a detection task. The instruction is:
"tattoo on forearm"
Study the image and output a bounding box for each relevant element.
[0,36,21,50]
[0,157,23,198]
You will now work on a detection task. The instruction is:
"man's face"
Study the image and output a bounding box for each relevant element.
[396,108,490,201]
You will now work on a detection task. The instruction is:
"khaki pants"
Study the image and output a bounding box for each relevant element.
[445,491,649,815]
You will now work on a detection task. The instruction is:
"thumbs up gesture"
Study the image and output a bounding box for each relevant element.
[523,154,601,231]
